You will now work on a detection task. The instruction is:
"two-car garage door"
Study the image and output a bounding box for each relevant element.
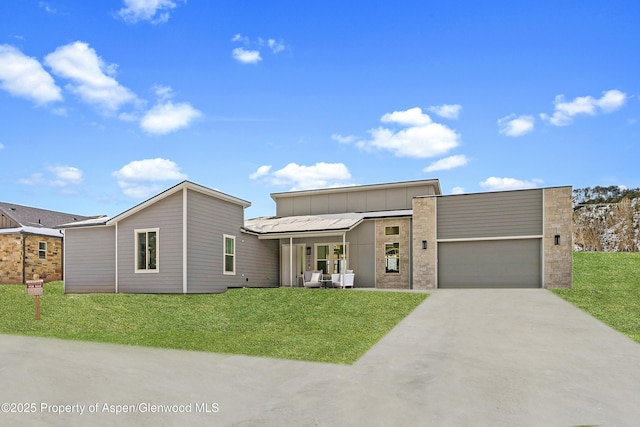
[438,239,541,288]
[435,189,543,289]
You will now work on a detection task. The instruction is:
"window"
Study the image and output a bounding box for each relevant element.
[38,241,46,259]
[316,245,329,273]
[332,244,345,273]
[316,243,348,274]
[385,226,400,235]
[135,229,158,273]
[224,234,236,275]
[385,243,400,273]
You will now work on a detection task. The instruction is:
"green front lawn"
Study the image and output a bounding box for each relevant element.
[0,283,427,364]
[553,252,640,343]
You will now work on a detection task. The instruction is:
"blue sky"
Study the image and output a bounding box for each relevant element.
[1,0,638,219]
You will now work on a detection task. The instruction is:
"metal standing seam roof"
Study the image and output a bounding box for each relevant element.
[243,209,413,237]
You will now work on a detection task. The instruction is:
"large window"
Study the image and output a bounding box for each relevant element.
[385,243,400,273]
[224,234,236,275]
[316,243,347,274]
[135,229,158,273]
[38,241,47,260]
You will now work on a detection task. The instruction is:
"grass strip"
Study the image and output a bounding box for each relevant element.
[553,252,640,343]
[0,283,427,364]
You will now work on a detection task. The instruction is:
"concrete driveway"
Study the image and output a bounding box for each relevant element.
[1,289,640,426]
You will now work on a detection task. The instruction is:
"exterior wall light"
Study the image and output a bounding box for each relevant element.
[554,235,561,246]
[422,240,428,250]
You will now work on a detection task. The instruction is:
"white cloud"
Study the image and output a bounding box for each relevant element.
[249,165,272,180]
[152,84,173,101]
[268,39,286,53]
[498,114,535,137]
[118,0,181,24]
[356,107,461,158]
[47,166,83,186]
[254,162,352,191]
[541,89,627,126]
[19,165,83,187]
[428,104,462,120]
[231,34,287,64]
[38,2,56,14]
[0,44,62,105]
[44,41,137,112]
[232,48,262,64]
[113,158,187,198]
[451,186,465,195]
[423,154,469,172]
[140,101,202,135]
[596,89,627,112]
[381,107,431,126]
[331,133,357,144]
[480,177,543,191]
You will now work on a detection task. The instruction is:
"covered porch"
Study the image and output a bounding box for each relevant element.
[243,213,365,288]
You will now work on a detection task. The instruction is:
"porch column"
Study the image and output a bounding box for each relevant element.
[289,237,293,287]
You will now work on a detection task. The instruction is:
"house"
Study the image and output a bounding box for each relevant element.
[243,179,573,289]
[61,178,572,293]
[61,181,279,293]
[0,202,94,284]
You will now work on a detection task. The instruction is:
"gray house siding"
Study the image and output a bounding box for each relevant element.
[64,226,115,293]
[117,191,184,293]
[187,189,240,292]
[237,234,279,288]
[437,189,543,239]
[275,182,438,216]
[347,220,375,288]
[432,188,547,289]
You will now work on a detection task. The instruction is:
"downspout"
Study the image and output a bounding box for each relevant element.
[22,232,26,284]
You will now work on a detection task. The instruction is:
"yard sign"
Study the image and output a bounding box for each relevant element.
[26,276,44,320]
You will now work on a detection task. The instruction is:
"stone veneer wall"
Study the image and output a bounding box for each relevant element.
[411,197,437,289]
[544,187,573,288]
[375,218,411,289]
[0,234,24,283]
[0,233,63,284]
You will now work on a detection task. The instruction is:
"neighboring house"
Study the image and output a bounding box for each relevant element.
[61,178,572,293]
[0,202,94,284]
[60,181,279,293]
[244,180,573,289]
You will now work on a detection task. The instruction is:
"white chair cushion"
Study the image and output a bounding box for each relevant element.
[310,272,321,283]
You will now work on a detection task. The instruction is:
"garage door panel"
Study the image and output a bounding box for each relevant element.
[438,239,541,288]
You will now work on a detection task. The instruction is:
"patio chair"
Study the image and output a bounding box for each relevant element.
[303,270,323,288]
[331,272,355,288]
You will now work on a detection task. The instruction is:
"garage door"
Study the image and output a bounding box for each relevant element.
[438,239,541,288]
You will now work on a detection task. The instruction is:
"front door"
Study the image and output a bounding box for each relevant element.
[281,243,306,287]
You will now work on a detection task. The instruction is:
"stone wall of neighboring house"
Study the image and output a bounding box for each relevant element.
[544,187,573,288]
[375,218,411,289]
[0,233,63,284]
[0,234,24,283]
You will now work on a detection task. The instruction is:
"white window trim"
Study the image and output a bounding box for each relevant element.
[38,241,47,260]
[223,234,236,275]
[135,228,159,274]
